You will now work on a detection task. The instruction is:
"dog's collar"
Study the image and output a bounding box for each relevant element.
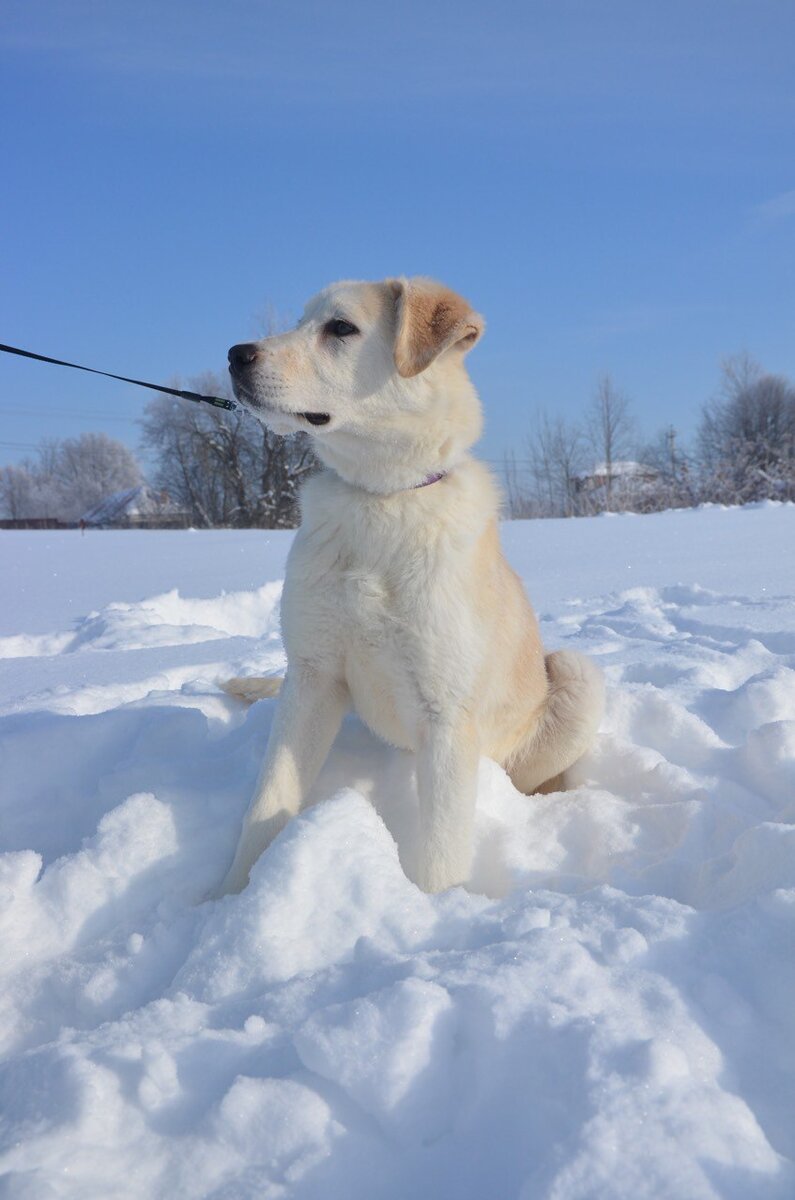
[413,471,447,489]
[327,466,451,496]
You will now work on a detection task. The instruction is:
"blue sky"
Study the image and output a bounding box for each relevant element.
[1,0,793,470]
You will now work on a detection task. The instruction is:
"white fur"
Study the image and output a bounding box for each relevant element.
[217,277,603,895]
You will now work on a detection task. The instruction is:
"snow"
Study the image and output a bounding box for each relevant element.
[1,503,794,1199]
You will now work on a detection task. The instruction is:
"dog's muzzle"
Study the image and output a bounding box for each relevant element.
[226,343,331,426]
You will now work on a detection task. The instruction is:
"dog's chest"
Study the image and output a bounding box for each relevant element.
[294,526,429,646]
[281,473,493,746]
[294,483,430,595]
[284,523,434,747]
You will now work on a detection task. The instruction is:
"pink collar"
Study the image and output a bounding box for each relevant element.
[413,471,447,489]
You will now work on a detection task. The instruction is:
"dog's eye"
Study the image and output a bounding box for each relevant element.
[324,318,359,339]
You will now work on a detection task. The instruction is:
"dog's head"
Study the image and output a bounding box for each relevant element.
[228,277,485,488]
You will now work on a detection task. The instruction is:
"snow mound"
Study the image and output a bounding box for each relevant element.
[1,509,794,1198]
[0,581,282,659]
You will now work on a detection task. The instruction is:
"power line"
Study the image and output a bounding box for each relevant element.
[0,408,139,423]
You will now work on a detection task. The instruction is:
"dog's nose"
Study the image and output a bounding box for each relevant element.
[228,343,260,371]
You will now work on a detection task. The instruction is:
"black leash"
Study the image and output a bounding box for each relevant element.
[0,342,237,411]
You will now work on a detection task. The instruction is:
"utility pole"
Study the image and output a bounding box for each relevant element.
[666,426,677,480]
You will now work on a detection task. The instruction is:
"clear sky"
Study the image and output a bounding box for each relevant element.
[1,0,793,470]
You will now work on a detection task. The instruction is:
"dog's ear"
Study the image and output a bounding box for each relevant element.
[389,277,484,379]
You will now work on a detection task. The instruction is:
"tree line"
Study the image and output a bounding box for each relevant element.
[0,370,315,528]
[504,353,795,519]
[2,352,793,527]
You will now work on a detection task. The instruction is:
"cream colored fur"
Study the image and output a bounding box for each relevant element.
[216,277,603,895]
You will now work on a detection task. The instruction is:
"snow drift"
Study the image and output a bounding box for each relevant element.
[0,504,793,1199]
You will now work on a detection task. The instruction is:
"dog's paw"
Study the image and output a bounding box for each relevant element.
[219,675,284,704]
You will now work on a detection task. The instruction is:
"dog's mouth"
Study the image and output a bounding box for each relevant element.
[249,402,330,427]
[230,378,331,428]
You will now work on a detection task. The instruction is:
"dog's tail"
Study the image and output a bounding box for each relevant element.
[220,675,284,704]
[507,650,604,794]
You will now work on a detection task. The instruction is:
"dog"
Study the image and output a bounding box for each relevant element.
[216,277,603,895]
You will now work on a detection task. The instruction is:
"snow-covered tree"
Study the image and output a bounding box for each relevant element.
[0,434,142,521]
[0,464,37,519]
[698,354,795,503]
[49,433,142,520]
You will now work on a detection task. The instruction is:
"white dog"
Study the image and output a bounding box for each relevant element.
[217,277,603,895]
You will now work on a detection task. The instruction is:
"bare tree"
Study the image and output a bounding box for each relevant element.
[586,373,635,511]
[502,449,536,518]
[140,372,315,528]
[503,412,585,519]
[525,412,585,517]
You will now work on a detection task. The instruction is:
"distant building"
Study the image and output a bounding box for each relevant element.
[81,486,188,529]
[574,461,661,507]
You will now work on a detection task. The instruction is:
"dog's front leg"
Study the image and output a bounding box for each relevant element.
[216,667,349,895]
[415,713,479,893]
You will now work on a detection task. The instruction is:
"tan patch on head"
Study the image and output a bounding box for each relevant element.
[391,277,484,378]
